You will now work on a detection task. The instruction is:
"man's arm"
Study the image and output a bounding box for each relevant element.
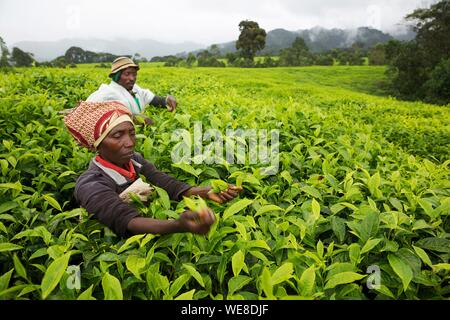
[150,95,177,112]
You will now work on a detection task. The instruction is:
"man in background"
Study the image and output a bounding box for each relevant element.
[87,57,177,125]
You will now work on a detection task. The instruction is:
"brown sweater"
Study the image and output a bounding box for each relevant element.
[74,152,191,238]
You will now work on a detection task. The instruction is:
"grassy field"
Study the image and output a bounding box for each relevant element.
[0,65,448,300]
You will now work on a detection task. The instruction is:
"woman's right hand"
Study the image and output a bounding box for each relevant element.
[178,208,216,235]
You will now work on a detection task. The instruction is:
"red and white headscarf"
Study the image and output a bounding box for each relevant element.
[64,101,133,150]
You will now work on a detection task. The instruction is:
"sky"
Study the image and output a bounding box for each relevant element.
[0,0,438,46]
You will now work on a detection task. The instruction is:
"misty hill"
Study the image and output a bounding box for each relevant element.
[12,38,204,62]
[206,26,415,56]
[12,26,415,62]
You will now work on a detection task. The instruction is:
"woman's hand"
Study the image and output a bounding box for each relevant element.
[166,95,177,112]
[183,184,243,204]
[178,208,215,235]
[207,184,243,204]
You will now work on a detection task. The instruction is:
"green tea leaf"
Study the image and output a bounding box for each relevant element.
[13,254,27,280]
[260,267,273,298]
[42,194,62,211]
[0,269,14,292]
[172,162,202,177]
[0,201,18,214]
[232,250,245,277]
[41,253,71,299]
[175,289,195,300]
[58,171,77,179]
[299,266,315,296]
[255,204,284,217]
[324,272,365,290]
[210,179,229,193]
[331,216,346,243]
[0,181,22,192]
[418,199,437,219]
[311,198,321,220]
[388,254,413,292]
[374,285,396,299]
[412,245,433,268]
[246,239,271,251]
[432,263,450,271]
[271,262,294,285]
[0,243,23,253]
[117,234,146,253]
[0,159,8,176]
[155,186,170,210]
[415,237,450,253]
[182,264,205,287]
[77,285,95,300]
[222,198,253,220]
[102,272,123,300]
[169,274,191,297]
[348,243,360,265]
[125,255,146,280]
[368,172,382,198]
[228,275,252,296]
[301,185,322,200]
[361,238,382,254]
[183,196,198,211]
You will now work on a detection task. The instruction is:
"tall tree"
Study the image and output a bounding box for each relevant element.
[0,36,10,67]
[368,43,387,65]
[279,37,313,66]
[387,0,450,103]
[236,20,266,61]
[406,0,450,66]
[186,53,196,67]
[209,44,221,57]
[11,47,34,67]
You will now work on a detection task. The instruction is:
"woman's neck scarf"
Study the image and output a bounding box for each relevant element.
[95,154,137,180]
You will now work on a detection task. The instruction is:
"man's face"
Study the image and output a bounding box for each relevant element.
[97,121,136,167]
[118,67,138,91]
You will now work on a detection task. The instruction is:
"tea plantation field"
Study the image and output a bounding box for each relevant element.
[0,65,448,300]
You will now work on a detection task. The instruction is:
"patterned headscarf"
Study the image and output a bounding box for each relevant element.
[64,101,133,150]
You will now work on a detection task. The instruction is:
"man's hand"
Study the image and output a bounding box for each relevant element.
[178,208,216,235]
[166,95,177,112]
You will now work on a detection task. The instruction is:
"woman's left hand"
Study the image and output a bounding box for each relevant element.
[207,184,243,204]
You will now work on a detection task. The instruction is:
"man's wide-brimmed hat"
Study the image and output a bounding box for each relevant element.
[109,57,140,77]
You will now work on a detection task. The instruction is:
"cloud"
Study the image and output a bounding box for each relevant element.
[0,0,434,45]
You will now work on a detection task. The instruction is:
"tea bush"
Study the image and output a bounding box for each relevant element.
[0,65,448,300]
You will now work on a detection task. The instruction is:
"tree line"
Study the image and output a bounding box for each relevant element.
[0,43,146,68]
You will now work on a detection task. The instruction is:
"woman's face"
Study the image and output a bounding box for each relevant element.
[118,67,138,91]
[98,121,136,167]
